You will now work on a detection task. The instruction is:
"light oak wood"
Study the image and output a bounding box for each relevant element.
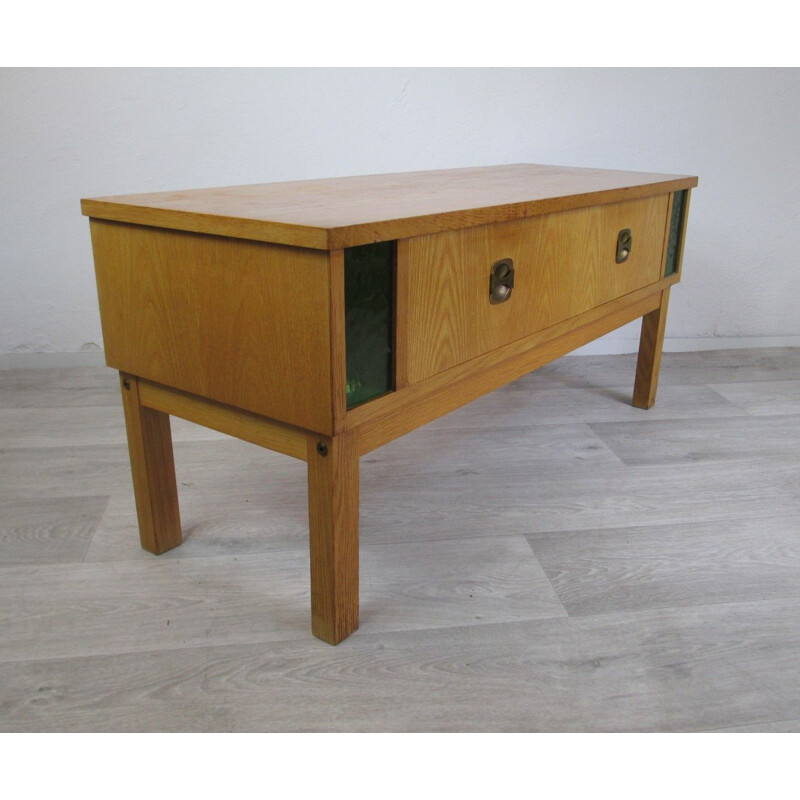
[348,278,676,455]
[633,288,671,409]
[82,166,697,646]
[119,374,182,555]
[393,239,410,391]
[91,220,333,434]
[328,250,348,434]
[137,378,310,461]
[81,164,697,249]
[307,433,360,644]
[405,194,669,383]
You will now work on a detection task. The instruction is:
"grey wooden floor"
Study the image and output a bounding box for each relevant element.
[2,348,800,732]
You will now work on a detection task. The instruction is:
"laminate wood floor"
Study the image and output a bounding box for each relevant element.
[1,349,799,732]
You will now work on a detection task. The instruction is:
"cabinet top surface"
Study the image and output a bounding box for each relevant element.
[82,163,697,250]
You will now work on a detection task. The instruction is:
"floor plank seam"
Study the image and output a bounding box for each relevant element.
[538,593,800,622]
[520,536,571,618]
[701,717,800,733]
[78,495,112,564]
[522,509,800,540]
[0,630,325,668]
[0,612,582,669]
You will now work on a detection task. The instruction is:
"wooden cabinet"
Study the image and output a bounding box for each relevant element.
[82,164,697,644]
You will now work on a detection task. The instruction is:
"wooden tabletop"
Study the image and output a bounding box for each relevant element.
[81,163,698,250]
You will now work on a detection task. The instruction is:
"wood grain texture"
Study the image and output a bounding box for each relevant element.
[709,719,800,733]
[0,533,567,666]
[0,550,311,663]
[0,367,120,408]
[0,444,136,502]
[393,239,411,391]
[0,404,230,449]
[81,435,311,564]
[525,348,800,390]
[137,378,309,461]
[361,423,623,481]
[709,379,800,416]
[0,496,108,565]
[307,433,360,644]
[359,535,566,630]
[591,413,800,466]
[90,219,333,433]
[527,515,800,617]
[0,435,304,505]
[84,488,307,564]
[81,164,697,249]
[1,599,795,732]
[328,249,348,433]
[632,287,670,409]
[422,382,746,430]
[119,374,183,555]
[405,195,670,383]
[3,352,800,732]
[350,283,666,455]
[358,456,800,543]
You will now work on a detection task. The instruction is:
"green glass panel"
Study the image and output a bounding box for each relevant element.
[344,241,394,408]
[664,189,687,277]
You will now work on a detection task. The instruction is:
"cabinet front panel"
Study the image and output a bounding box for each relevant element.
[91,220,333,433]
[404,194,670,383]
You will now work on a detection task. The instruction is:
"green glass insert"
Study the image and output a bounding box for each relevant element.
[664,189,688,277]
[344,240,394,408]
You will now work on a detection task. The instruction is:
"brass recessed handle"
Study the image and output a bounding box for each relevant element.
[616,229,632,263]
[490,258,515,304]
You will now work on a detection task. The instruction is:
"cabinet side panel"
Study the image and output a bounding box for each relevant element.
[90,220,332,433]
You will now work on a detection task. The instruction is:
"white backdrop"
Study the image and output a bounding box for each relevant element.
[2,68,799,364]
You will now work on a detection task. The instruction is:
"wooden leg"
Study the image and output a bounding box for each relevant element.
[119,374,183,554]
[307,432,359,644]
[632,288,670,410]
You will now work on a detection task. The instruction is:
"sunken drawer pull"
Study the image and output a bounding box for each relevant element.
[616,229,632,263]
[489,258,515,304]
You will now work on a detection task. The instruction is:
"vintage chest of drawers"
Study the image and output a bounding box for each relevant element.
[82,164,697,644]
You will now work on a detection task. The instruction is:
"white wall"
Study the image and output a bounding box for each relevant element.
[2,68,799,363]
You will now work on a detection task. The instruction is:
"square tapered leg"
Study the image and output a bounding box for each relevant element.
[307,432,359,644]
[119,373,183,555]
[632,288,671,410]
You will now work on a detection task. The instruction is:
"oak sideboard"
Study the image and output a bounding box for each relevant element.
[82,164,697,644]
